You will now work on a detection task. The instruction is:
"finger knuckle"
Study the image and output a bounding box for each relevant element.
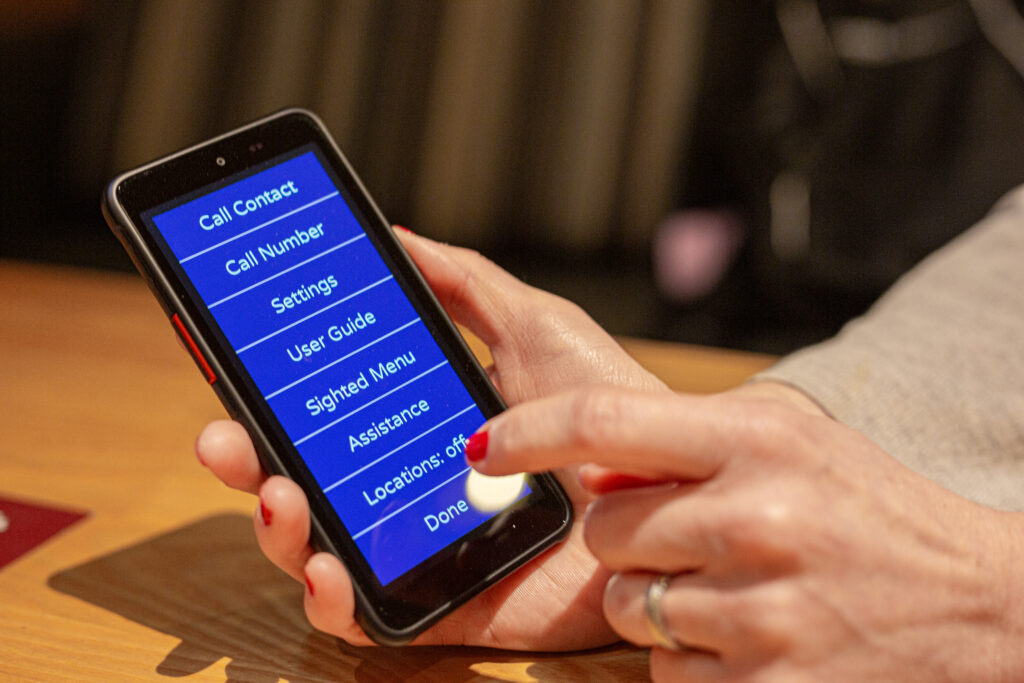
[449,251,483,300]
[741,583,804,650]
[567,387,630,450]
[702,586,746,627]
[522,304,579,348]
[715,509,758,553]
[752,405,803,448]
[754,407,827,468]
[717,496,803,565]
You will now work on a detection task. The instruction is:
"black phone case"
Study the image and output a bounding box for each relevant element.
[102,108,573,645]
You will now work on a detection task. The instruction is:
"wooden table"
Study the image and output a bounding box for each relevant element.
[0,260,774,681]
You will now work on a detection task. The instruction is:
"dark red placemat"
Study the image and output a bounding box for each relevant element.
[0,495,88,570]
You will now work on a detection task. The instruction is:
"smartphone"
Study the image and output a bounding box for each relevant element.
[103,108,573,645]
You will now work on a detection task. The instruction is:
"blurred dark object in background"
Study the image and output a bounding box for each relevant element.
[658,0,1024,352]
[3,1,1023,354]
[0,0,702,342]
[0,1,127,266]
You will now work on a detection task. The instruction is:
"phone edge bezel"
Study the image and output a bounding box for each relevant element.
[101,108,574,645]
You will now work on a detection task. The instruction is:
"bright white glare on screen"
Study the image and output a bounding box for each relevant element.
[465,471,525,512]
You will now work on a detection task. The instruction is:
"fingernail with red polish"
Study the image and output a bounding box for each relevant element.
[304,569,315,596]
[394,225,413,234]
[465,431,488,463]
[260,497,273,526]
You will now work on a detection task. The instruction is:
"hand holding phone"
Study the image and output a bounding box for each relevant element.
[198,225,676,649]
[103,110,575,645]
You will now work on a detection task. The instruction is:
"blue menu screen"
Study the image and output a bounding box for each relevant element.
[145,146,525,585]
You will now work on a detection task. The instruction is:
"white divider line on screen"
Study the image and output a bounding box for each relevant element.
[323,403,477,493]
[264,318,421,400]
[236,275,393,353]
[293,359,449,446]
[351,466,471,541]
[208,233,365,309]
[180,191,339,263]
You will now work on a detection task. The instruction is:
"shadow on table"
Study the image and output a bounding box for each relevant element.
[48,513,646,682]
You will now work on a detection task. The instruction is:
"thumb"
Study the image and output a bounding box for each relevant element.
[393,227,538,351]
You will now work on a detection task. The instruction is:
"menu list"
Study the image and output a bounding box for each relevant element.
[147,148,525,585]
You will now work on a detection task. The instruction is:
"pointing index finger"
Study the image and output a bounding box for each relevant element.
[469,386,735,481]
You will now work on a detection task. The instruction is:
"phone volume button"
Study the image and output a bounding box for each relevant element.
[170,313,217,384]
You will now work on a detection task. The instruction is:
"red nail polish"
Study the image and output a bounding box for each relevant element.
[304,570,315,596]
[465,431,488,462]
[394,225,413,233]
[260,498,272,526]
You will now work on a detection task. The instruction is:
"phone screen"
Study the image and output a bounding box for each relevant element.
[141,145,528,586]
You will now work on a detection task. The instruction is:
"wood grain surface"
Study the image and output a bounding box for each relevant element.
[0,260,774,681]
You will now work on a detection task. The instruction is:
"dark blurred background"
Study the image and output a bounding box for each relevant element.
[3,0,1024,354]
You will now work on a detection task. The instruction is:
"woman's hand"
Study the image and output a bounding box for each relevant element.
[469,382,1024,680]
[196,229,667,650]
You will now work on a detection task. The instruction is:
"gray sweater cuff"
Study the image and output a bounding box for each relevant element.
[757,186,1024,510]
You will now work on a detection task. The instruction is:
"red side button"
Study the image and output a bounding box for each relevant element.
[170,313,217,384]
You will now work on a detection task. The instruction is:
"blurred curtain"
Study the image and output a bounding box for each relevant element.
[67,0,707,255]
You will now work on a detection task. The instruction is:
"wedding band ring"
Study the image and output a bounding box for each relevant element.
[645,574,683,651]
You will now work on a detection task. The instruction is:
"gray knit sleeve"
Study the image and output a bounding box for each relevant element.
[757,186,1024,510]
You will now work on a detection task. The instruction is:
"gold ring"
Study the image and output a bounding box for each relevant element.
[644,574,682,651]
